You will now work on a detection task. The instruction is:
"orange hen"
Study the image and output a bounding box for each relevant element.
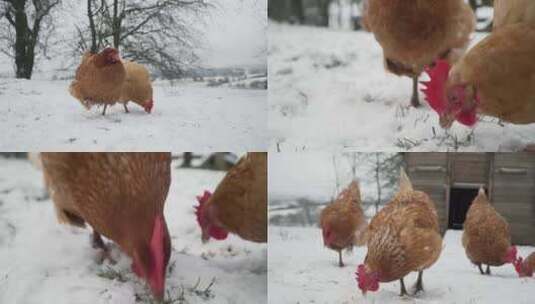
[462,188,518,275]
[319,181,367,267]
[195,152,267,243]
[514,251,535,277]
[41,152,172,300]
[423,0,535,129]
[356,168,442,296]
[69,48,126,115]
[119,61,154,114]
[364,0,475,107]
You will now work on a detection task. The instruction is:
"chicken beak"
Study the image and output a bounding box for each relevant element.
[201,231,210,244]
[439,113,455,129]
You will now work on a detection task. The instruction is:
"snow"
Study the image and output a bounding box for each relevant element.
[0,157,267,304]
[268,226,535,304]
[268,22,535,152]
[0,79,267,151]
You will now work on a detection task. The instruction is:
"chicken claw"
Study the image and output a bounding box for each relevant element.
[485,265,491,275]
[399,277,408,297]
[92,231,116,265]
[412,271,424,295]
[338,250,344,267]
[477,263,485,275]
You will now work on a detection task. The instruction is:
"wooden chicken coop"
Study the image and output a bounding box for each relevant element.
[404,153,535,246]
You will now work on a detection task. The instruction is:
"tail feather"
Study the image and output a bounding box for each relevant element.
[399,167,413,192]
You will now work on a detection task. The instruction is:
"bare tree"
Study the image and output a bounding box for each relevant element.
[1,0,60,79]
[76,0,212,78]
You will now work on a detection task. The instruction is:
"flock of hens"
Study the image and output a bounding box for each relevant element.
[36,152,267,301]
[69,48,155,115]
[320,169,535,297]
[362,0,535,132]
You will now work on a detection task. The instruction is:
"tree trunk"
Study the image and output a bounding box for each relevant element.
[11,0,33,79]
[88,0,98,53]
[112,0,121,49]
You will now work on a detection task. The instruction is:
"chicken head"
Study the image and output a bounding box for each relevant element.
[144,98,154,113]
[421,60,479,129]
[356,264,380,295]
[504,246,518,264]
[195,190,229,242]
[132,214,171,301]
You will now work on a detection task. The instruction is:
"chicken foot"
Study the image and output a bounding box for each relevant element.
[485,265,491,275]
[91,231,116,264]
[411,76,420,108]
[412,271,424,295]
[477,263,485,274]
[102,104,108,116]
[399,277,408,297]
[123,103,129,113]
[338,250,344,267]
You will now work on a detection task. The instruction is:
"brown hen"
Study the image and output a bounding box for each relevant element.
[514,251,535,277]
[462,188,518,275]
[41,152,172,300]
[119,61,154,114]
[320,181,367,267]
[195,152,267,243]
[364,0,475,107]
[69,48,126,115]
[356,168,442,296]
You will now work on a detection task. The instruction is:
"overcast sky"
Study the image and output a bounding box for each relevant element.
[199,0,267,68]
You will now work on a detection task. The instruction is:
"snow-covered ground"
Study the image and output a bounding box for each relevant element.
[0,80,267,151]
[268,23,535,152]
[269,226,535,304]
[0,157,267,304]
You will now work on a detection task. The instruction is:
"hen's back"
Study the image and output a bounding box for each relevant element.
[41,153,172,243]
[365,0,474,74]
[494,0,535,30]
[462,191,511,266]
[120,61,153,105]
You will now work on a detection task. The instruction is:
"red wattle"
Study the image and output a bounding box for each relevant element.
[421,60,451,114]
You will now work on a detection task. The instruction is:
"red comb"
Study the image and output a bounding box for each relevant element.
[513,257,524,276]
[356,264,366,287]
[194,190,212,226]
[145,99,153,113]
[421,60,451,114]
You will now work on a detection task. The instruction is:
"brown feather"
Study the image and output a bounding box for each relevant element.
[364,0,475,77]
[206,153,267,243]
[119,61,153,108]
[494,0,535,30]
[462,188,512,266]
[41,153,171,259]
[365,169,442,282]
[69,51,126,109]
[320,181,368,251]
[449,23,535,124]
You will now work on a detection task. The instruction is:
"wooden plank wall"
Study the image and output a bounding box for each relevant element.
[405,153,449,234]
[405,153,535,245]
[492,153,535,245]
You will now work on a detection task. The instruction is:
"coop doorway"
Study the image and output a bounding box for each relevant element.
[448,187,486,230]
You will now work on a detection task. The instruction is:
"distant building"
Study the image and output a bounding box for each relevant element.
[405,153,535,246]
